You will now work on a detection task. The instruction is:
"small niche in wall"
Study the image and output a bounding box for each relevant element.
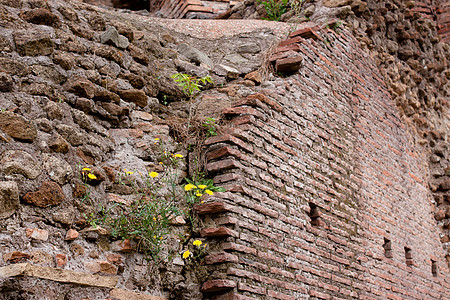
[383,238,393,258]
[404,247,413,266]
[308,202,321,226]
[431,260,438,277]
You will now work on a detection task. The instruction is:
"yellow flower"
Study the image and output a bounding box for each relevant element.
[182,250,191,259]
[82,167,91,171]
[159,162,163,165]
[198,185,207,189]
[154,138,160,141]
[126,171,134,175]
[153,236,157,239]
[201,201,204,204]
[193,240,202,246]
[203,244,207,248]
[87,173,97,180]
[174,154,183,158]
[160,237,163,240]
[196,193,203,197]
[150,172,158,178]
[184,184,196,191]
[205,189,213,195]
[153,217,156,221]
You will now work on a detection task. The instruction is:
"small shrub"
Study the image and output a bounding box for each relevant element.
[258,0,289,21]
[202,117,218,137]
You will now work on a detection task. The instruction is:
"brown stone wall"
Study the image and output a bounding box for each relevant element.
[199,27,449,299]
[412,0,450,43]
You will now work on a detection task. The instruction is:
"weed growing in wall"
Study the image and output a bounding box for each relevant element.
[202,117,218,137]
[257,0,289,21]
[81,145,224,261]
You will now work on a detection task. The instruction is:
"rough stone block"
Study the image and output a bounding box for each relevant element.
[20,8,61,27]
[13,29,54,56]
[0,181,19,219]
[109,288,166,300]
[0,112,37,142]
[26,228,49,241]
[23,181,65,207]
[0,263,118,288]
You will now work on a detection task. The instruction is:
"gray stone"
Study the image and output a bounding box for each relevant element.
[42,154,73,185]
[223,53,248,66]
[236,43,260,54]
[0,150,41,179]
[56,124,86,146]
[100,26,129,49]
[216,64,240,79]
[178,43,214,70]
[13,29,54,57]
[0,181,20,219]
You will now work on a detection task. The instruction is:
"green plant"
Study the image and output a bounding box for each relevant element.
[182,239,208,262]
[171,73,213,134]
[258,0,289,21]
[288,0,305,33]
[183,175,225,228]
[102,159,184,260]
[171,73,212,99]
[202,117,218,137]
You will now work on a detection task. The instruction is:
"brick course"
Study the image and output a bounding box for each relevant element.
[201,27,449,299]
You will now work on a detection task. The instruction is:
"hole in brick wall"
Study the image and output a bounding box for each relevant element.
[383,238,393,258]
[308,202,321,226]
[431,260,438,277]
[404,247,413,266]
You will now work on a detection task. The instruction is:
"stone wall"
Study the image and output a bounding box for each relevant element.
[198,26,449,299]
[0,0,283,298]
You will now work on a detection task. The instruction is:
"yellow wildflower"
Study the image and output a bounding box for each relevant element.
[160,237,163,240]
[150,172,158,178]
[159,162,163,165]
[205,189,213,195]
[174,154,183,158]
[87,173,97,180]
[126,171,134,175]
[196,192,203,197]
[154,138,160,141]
[153,236,157,239]
[198,185,207,189]
[82,167,91,171]
[153,217,156,221]
[184,184,196,191]
[182,250,191,259]
[201,201,204,204]
[193,240,202,246]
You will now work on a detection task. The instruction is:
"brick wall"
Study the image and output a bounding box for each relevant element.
[150,0,235,19]
[197,27,450,299]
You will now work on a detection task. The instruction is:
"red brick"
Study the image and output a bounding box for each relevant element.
[237,282,266,295]
[200,227,237,238]
[194,202,235,214]
[55,253,67,267]
[201,279,236,293]
[204,252,239,264]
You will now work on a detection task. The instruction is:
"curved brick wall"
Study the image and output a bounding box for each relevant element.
[198,27,449,299]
